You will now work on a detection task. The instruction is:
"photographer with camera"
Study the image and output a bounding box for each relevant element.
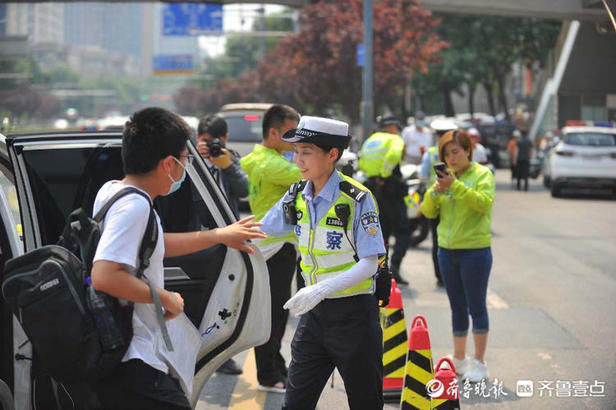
[197,114,248,217]
[196,114,249,375]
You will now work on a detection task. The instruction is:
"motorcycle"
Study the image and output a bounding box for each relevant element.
[399,164,430,247]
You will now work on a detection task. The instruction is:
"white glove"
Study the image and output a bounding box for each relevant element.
[283,282,332,317]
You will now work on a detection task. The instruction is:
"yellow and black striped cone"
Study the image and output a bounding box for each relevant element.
[380,279,407,400]
[431,357,461,409]
[400,315,434,410]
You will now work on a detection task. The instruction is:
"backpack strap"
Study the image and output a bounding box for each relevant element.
[95,187,173,352]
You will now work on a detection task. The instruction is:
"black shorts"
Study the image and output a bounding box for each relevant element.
[92,359,191,410]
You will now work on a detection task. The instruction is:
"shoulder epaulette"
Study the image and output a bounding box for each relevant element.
[339,180,368,202]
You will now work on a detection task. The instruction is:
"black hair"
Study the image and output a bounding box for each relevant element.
[198,114,227,138]
[122,107,191,174]
[262,104,300,139]
[316,144,344,162]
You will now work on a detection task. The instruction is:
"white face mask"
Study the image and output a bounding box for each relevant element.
[166,157,186,196]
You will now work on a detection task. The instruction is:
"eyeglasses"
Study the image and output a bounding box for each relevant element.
[177,153,195,166]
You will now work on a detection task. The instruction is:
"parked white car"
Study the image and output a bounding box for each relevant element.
[543,122,616,197]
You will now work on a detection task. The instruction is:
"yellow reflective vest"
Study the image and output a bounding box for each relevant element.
[294,174,374,298]
[241,144,302,245]
[359,132,404,178]
[421,162,495,249]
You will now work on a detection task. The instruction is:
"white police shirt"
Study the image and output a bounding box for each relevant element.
[260,171,386,260]
[93,181,168,374]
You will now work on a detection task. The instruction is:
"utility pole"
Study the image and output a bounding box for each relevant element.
[259,5,266,61]
[361,0,373,140]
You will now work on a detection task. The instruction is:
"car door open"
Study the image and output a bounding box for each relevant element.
[6,132,270,407]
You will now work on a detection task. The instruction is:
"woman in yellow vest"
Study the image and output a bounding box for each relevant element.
[420,129,495,383]
[260,116,386,409]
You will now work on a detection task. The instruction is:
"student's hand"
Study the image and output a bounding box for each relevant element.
[161,290,184,321]
[215,215,267,254]
[209,148,233,170]
[436,168,455,191]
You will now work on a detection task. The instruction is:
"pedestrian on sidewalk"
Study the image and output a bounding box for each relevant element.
[260,116,385,410]
[507,130,520,186]
[514,130,533,191]
[420,129,495,383]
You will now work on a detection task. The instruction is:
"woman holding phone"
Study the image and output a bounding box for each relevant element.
[420,129,495,382]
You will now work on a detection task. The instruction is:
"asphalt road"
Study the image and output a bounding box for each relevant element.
[197,170,616,410]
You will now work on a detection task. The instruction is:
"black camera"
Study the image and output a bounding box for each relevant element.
[206,138,225,157]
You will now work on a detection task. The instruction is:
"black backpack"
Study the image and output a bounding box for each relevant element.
[1,187,171,383]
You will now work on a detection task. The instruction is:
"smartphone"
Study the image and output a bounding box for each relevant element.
[433,161,447,178]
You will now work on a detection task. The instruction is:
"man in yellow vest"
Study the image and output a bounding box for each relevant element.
[259,115,386,409]
[359,115,408,285]
[419,118,458,286]
[240,104,301,393]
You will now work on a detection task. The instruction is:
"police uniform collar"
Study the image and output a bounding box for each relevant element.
[301,170,341,203]
[283,116,352,148]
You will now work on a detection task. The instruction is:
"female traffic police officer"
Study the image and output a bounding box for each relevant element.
[260,116,386,410]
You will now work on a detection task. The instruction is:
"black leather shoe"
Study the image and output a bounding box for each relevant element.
[216,359,243,375]
[393,275,409,286]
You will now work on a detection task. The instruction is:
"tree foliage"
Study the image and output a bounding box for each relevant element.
[176,0,447,121]
[412,14,561,117]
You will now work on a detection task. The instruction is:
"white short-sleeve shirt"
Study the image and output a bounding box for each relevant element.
[93,181,168,373]
[472,143,489,164]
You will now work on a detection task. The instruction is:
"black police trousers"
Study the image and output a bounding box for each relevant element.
[283,294,383,410]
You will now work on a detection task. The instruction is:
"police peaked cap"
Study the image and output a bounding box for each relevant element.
[430,118,458,132]
[282,116,352,149]
[377,115,401,129]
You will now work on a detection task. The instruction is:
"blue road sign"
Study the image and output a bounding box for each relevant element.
[153,55,194,75]
[357,43,364,67]
[162,3,223,36]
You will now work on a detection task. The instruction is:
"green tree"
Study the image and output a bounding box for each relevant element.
[412,14,561,118]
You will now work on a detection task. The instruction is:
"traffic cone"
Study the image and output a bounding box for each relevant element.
[380,279,407,400]
[430,357,461,410]
[400,315,434,410]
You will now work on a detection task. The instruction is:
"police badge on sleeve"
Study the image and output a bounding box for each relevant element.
[360,211,379,235]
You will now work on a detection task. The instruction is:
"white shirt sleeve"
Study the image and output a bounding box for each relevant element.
[93,195,151,270]
[322,255,378,295]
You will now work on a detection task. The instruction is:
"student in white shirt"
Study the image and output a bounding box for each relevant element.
[90,107,266,409]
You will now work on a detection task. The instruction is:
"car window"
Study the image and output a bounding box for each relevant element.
[20,146,222,246]
[563,132,616,147]
[223,114,263,142]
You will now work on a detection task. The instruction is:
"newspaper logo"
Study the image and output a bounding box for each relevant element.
[426,379,445,398]
[517,380,534,398]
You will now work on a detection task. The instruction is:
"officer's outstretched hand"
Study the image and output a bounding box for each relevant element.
[283,282,332,317]
[215,215,267,254]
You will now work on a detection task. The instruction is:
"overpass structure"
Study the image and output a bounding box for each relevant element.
[25,0,613,22]
[208,0,612,22]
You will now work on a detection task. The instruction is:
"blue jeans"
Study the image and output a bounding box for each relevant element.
[438,247,492,336]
